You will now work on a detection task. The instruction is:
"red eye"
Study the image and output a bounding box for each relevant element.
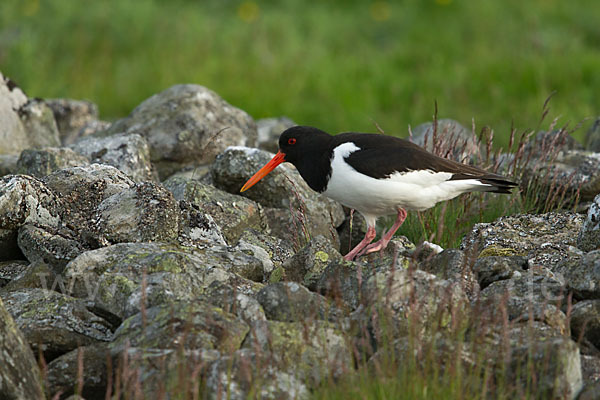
[288,138,297,145]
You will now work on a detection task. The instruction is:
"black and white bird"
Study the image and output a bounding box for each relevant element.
[241,126,517,261]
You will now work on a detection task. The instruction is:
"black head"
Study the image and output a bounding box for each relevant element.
[278,126,332,165]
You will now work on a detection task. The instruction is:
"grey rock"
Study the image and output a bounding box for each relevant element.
[462,212,584,273]
[521,149,600,210]
[362,260,468,334]
[237,228,295,271]
[0,260,28,287]
[0,174,62,230]
[44,98,101,145]
[508,337,582,400]
[42,164,135,233]
[315,259,362,310]
[571,300,600,350]
[164,176,266,244]
[256,117,295,153]
[64,242,263,321]
[205,348,309,400]
[558,250,600,300]
[110,301,249,354]
[113,347,220,399]
[204,281,267,322]
[0,289,113,360]
[16,147,89,178]
[71,133,157,182]
[422,249,479,298]
[45,343,110,400]
[177,200,228,247]
[107,84,257,179]
[0,153,19,176]
[411,119,481,161]
[211,146,345,247]
[18,98,61,148]
[242,320,352,387]
[95,181,180,244]
[0,296,44,400]
[0,175,62,261]
[585,117,600,152]
[578,194,600,252]
[256,282,335,322]
[479,269,568,333]
[0,261,57,293]
[578,382,600,400]
[472,255,528,289]
[17,224,86,274]
[281,235,343,290]
[580,354,600,385]
[0,72,30,154]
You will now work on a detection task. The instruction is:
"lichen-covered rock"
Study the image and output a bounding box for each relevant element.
[64,242,263,321]
[256,117,296,153]
[205,348,309,400]
[95,181,180,244]
[18,98,61,148]
[578,194,600,252]
[281,235,343,290]
[0,260,28,287]
[237,228,295,271]
[42,164,135,230]
[0,174,62,230]
[0,261,57,292]
[362,262,468,333]
[114,347,220,399]
[422,249,479,298]
[45,98,101,145]
[256,282,335,322]
[211,146,345,247]
[521,149,600,209]
[110,301,249,354]
[204,281,267,322]
[164,176,266,244]
[16,147,89,178]
[471,255,528,289]
[508,337,582,400]
[0,72,30,154]
[0,289,113,360]
[242,320,352,387]
[17,224,86,274]
[557,250,600,300]
[462,212,584,272]
[0,296,44,400]
[479,269,568,333]
[177,200,228,247]
[71,133,157,182]
[45,343,110,400]
[106,84,257,179]
[315,259,363,310]
[571,300,600,351]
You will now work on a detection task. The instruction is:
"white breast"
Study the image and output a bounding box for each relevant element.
[321,142,492,227]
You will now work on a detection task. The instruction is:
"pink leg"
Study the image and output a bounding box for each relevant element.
[362,208,408,255]
[343,225,377,261]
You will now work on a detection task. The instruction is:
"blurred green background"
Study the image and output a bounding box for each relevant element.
[1,0,598,146]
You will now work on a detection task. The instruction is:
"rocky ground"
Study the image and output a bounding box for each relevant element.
[1,70,600,399]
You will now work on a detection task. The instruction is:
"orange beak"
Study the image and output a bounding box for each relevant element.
[240,151,287,192]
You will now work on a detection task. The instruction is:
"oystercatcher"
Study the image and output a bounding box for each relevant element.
[241,126,517,261]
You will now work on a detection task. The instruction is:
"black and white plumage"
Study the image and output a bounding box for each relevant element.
[241,126,517,261]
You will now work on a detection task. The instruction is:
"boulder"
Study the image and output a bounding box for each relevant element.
[256,116,295,153]
[0,289,113,360]
[71,133,157,182]
[44,98,103,145]
[411,119,481,162]
[16,147,89,178]
[0,296,44,400]
[256,282,335,322]
[578,194,600,252]
[106,84,258,179]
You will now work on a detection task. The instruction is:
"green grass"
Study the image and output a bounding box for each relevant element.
[1,0,599,148]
